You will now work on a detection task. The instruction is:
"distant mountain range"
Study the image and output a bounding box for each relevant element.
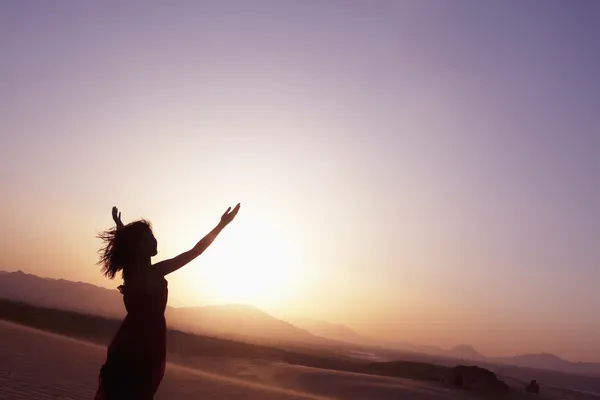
[494,353,600,377]
[168,303,322,344]
[291,318,374,345]
[1,269,599,377]
[291,319,447,356]
[0,270,324,345]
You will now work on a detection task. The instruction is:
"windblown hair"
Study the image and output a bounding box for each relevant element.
[97,220,153,280]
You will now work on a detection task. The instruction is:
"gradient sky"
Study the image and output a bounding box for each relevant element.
[1,1,599,361]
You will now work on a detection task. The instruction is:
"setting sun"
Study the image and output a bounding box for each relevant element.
[180,210,305,308]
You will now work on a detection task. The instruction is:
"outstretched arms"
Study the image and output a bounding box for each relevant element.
[112,206,124,229]
[154,203,241,276]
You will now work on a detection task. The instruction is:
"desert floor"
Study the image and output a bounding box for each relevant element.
[0,320,583,400]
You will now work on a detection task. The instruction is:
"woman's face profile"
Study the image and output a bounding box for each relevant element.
[140,229,158,257]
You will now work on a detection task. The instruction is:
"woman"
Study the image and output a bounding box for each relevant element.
[94,204,240,399]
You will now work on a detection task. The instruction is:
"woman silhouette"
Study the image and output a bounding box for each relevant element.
[94,204,240,400]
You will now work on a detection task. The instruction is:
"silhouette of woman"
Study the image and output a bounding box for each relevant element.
[94,204,240,400]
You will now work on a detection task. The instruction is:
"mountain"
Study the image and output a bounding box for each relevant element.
[0,270,125,317]
[292,319,449,356]
[0,270,324,345]
[292,319,371,345]
[167,304,321,344]
[494,353,600,377]
[442,346,600,376]
[498,353,568,370]
[414,345,446,355]
[379,341,447,355]
[445,345,486,361]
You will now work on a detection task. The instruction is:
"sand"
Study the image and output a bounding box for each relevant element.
[0,320,585,400]
[1,321,328,400]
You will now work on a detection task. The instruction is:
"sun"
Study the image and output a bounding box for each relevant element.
[185,210,304,309]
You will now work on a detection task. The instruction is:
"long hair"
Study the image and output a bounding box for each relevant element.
[97,220,153,280]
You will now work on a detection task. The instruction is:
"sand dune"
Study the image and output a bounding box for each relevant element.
[1,320,589,400]
[0,321,323,400]
[166,355,463,400]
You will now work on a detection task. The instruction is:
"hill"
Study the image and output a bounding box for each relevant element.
[291,318,372,345]
[495,353,600,378]
[0,270,326,345]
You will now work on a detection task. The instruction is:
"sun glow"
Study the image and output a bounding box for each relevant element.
[182,210,305,308]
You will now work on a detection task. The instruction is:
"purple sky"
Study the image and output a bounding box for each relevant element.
[1,1,599,360]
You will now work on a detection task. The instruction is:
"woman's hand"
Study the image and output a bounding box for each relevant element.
[112,206,124,229]
[220,203,241,227]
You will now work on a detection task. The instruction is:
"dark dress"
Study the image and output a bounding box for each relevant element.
[94,276,168,400]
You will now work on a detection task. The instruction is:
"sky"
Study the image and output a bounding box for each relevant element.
[1,0,599,361]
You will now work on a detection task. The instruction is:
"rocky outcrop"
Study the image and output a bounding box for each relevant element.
[525,379,540,394]
[444,365,510,392]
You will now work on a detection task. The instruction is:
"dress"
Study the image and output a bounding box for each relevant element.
[94,277,168,400]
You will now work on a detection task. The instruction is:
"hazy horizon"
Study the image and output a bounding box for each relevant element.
[1,1,599,362]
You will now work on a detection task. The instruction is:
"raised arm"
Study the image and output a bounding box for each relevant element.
[154,203,240,276]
